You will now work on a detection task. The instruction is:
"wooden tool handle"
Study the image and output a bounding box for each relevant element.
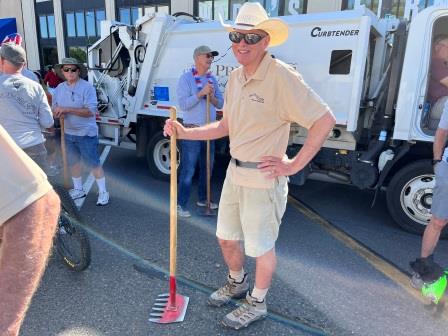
[206,95,211,207]
[60,117,69,188]
[169,107,178,277]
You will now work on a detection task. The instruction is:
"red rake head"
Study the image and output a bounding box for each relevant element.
[149,293,189,324]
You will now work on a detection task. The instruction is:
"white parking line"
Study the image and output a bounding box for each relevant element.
[74,145,111,209]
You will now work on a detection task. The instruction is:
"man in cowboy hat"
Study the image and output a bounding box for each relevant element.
[176,45,224,217]
[164,2,335,329]
[52,57,109,206]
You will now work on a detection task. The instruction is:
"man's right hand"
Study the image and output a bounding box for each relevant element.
[197,83,214,99]
[163,119,186,139]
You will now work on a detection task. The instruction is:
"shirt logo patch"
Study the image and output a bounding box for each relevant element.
[12,80,21,89]
[249,93,264,104]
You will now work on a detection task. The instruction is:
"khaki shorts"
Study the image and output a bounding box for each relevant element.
[216,174,288,257]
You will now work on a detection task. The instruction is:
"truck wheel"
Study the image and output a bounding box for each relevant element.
[146,131,180,181]
[386,160,448,238]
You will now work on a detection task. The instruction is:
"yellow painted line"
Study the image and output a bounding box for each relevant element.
[288,195,448,318]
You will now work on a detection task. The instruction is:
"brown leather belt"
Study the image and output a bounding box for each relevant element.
[231,157,260,169]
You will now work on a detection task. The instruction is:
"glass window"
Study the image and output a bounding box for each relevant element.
[145,6,156,15]
[96,10,105,36]
[157,6,169,14]
[119,7,130,24]
[361,0,379,13]
[47,15,56,38]
[199,1,213,19]
[265,0,279,16]
[39,16,48,38]
[329,50,352,75]
[215,0,229,19]
[390,0,405,17]
[42,46,58,67]
[86,11,96,37]
[230,0,246,20]
[138,7,144,19]
[284,0,306,15]
[419,0,434,10]
[344,0,356,10]
[66,12,76,37]
[131,7,140,24]
[76,11,86,36]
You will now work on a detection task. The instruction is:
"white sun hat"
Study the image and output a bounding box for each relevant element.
[220,2,289,47]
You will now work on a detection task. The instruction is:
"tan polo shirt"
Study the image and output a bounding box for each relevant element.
[0,125,52,226]
[224,52,331,188]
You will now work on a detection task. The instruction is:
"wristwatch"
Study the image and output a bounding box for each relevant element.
[432,159,442,165]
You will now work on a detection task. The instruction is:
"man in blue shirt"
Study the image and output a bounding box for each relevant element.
[176,45,224,217]
[53,58,109,206]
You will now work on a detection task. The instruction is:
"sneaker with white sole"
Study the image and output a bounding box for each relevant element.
[208,273,249,307]
[221,292,267,330]
[177,205,191,218]
[96,191,110,206]
[196,200,218,210]
[69,188,86,200]
[410,272,424,290]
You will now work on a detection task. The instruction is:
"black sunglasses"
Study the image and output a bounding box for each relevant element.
[62,67,78,73]
[229,31,266,45]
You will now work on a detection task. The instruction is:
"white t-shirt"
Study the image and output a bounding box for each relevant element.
[0,125,52,226]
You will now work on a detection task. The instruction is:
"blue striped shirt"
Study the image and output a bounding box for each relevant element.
[176,70,224,125]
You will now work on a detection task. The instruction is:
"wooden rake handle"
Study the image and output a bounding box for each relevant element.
[169,107,178,277]
[60,116,69,188]
[206,95,211,207]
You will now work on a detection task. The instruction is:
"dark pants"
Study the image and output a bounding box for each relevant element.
[178,139,215,207]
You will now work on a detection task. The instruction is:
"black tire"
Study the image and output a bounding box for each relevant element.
[146,131,180,181]
[52,184,91,271]
[386,160,448,238]
[56,213,91,271]
[52,184,81,221]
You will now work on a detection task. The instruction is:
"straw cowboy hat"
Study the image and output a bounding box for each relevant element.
[220,2,288,47]
[55,57,88,79]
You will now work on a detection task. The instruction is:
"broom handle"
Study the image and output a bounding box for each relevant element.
[60,116,69,189]
[169,107,178,306]
[206,94,211,208]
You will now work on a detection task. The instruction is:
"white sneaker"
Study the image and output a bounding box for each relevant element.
[196,200,218,210]
[177,205,191,218]
[96,191,110,206]
[69,188,86,200]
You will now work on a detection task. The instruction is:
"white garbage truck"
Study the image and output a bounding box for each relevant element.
[87,4,448,236]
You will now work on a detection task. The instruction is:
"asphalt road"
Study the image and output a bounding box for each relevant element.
[20,148,448,336]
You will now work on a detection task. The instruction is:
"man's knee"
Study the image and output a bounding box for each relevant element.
[430,216,448,231]
[218,238,240,250]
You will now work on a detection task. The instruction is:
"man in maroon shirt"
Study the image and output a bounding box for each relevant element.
[44,65,63,89]
[427,35,448,128]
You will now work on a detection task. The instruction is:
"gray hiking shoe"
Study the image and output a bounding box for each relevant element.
[410,272,424,290]
[221,292,268,330]
[208,273,249,307]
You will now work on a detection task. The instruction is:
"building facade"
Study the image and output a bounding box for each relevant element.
[0,0,437,71]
